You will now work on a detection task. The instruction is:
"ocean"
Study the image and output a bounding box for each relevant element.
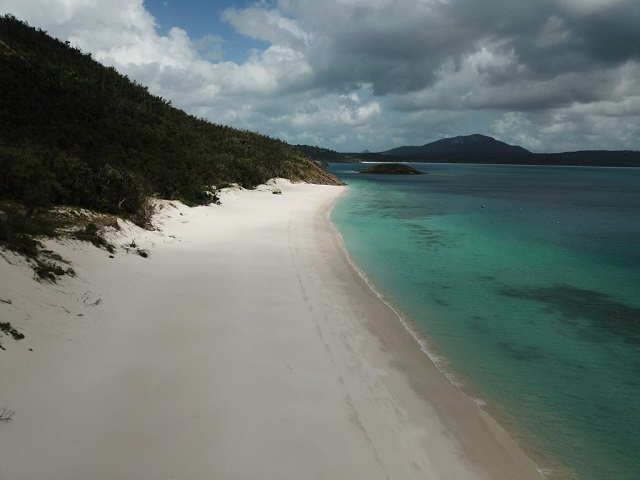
[329,163,640,480]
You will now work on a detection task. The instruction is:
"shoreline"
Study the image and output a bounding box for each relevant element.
[1,180,544,479]
[327,192,565,480]
[320,187,547,480]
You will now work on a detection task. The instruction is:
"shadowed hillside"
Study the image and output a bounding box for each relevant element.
[0,15,341,226]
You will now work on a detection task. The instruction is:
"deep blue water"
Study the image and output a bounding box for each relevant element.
[329,163,640,480]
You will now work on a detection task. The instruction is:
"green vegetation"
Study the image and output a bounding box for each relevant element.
[0,204,75,280]
[0,14,341,270]
[0,322,24,341]
[0,14,340,231]
[0,406,15,421]
[0,204,54,256]
[1,321,24,352]
[72,222,115,253]
[33,259,75,282]
[295,145,362,163]
[357,163,425,175]
[0,202,112,280]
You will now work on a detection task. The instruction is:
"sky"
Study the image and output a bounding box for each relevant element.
[2,0,640,153]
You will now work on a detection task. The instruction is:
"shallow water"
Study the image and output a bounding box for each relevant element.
[330,163,640,480]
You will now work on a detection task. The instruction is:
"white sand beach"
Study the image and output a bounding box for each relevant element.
[0,180,543,480]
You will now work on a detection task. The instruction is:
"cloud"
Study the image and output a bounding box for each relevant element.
[222,6,311,50]
[1,0,640,152]
[193,34,225,62]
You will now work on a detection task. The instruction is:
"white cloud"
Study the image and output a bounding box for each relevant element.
[222,6,311,50]
[491,113,545,151]
[193,34,225,62]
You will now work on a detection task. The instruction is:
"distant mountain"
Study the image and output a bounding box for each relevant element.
[343,134,640,167]
[383,134,530,157]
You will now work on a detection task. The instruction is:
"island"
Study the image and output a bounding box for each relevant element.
[358,163,426,175]
[298,134,640,167]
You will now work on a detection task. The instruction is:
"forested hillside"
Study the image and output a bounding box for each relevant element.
[295,145,359,163]
[0,15,340,226]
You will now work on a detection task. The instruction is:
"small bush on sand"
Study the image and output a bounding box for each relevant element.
[73,222,115,253]
[0,406,15,422]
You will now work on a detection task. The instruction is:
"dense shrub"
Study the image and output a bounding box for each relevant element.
[0,14,340,226]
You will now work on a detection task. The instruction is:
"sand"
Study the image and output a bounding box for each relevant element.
[0,180,544,480]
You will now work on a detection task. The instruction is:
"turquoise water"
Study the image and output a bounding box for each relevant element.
[329,163,640,480]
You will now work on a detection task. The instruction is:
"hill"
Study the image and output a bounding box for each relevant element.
[295,145,366,163]
[295,145,356,163]
[383,134,530,157]
[355,134,640,167]
[0,14,341,227]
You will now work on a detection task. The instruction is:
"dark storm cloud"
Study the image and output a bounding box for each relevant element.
[300,0,640,104]
[305,1,473,95]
